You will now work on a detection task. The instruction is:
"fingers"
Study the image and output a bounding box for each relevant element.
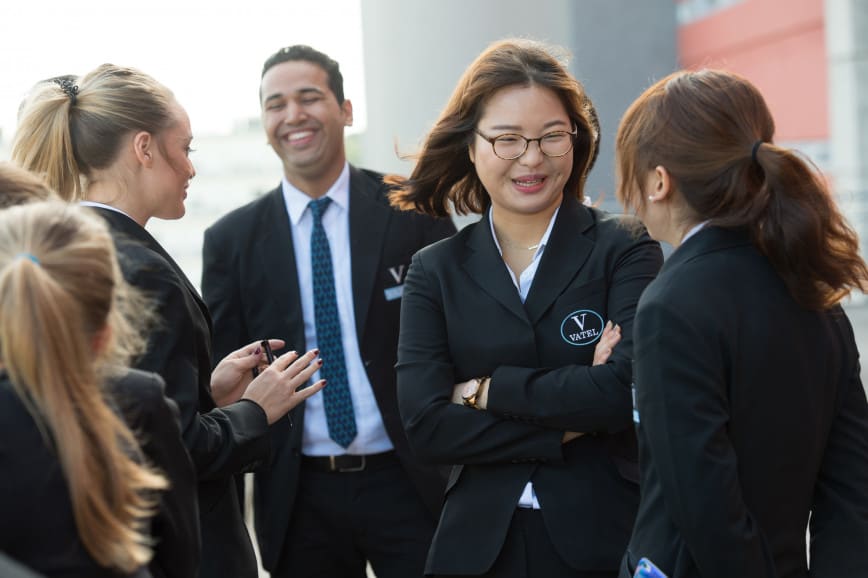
[284,350,323,387]
[296,378,326,401]
[271,348,304,371]
[593,321,622,366]
[235,338,287,359]
[600,322,621,345]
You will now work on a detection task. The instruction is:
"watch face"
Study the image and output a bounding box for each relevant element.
[463,380,479,399]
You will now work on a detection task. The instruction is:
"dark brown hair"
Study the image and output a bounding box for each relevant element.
[616,69,868,309]
[388,38,600,217]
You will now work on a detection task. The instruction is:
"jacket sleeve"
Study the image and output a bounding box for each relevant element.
[129,252,269,481]
[809,314,868,578]
[633,298,778,578]
[397,251,565,466]
[487,232,662,433]
[121,372,201,578]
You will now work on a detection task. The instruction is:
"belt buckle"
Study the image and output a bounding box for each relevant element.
[329,455,366,473]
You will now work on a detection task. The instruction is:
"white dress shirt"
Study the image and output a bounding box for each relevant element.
[489,204,560,509]
[281,163,393,457]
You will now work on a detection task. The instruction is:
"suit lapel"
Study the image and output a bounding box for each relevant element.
[348,167,390,339]
[524,196,595,325]
[462,211,529,323]
[660,225,752,275]
[96,207,213,331]
[257,187,305,341]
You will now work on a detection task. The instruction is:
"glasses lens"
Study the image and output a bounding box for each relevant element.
[492,135,526,160]
[539,132,573,157]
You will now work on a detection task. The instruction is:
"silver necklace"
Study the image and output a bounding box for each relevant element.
[499,237,541,251]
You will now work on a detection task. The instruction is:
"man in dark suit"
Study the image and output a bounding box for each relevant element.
[201,45,456,578]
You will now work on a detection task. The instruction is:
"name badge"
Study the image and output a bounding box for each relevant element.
[384,285,404,301]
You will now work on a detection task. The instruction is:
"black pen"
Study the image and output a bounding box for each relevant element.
[251,339,275,377]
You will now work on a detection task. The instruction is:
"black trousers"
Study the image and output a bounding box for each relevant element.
[271,452,436,578]
[433,508,618,578]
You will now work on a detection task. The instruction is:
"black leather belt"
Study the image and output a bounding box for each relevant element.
[301,450,396,473]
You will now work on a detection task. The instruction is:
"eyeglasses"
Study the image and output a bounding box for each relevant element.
[474,128,577,160]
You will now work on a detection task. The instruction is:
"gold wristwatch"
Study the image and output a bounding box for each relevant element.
[462,376,489,409]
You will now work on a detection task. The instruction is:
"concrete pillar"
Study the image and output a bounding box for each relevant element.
[826,0,868,276]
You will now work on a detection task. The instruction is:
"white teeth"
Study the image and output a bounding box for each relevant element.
[515,179,542,186]
[288,131,313,141]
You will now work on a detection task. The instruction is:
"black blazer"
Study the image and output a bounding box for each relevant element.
[0,553,45,578]
[201,166,457,572]
[396,195,663,575]
[0,370,192,578]
[94,208,270,578]
[621,227,868,578]
[109,369,199,578]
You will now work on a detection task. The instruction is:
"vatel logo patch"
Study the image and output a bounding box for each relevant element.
[560,309,604,346]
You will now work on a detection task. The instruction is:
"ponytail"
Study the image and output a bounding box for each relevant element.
[616,69,868,310]
[13,65,176,204]
[12,81,83,200]
[751,143,868,309]
[0,202,166,573]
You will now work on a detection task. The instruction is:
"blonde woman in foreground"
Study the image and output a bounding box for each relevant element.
[13,66,326,578]
[0,201,165,577]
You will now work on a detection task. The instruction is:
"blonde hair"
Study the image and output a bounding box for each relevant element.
[0,201,166,573]
[0,161,57,209]
[12,65,175,201]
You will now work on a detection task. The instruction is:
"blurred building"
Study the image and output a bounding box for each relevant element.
[358,0,866,266]
[358,0,678,223]
[677,0,868,273]
[146,119,283,291]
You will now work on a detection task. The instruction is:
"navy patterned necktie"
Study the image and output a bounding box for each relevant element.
[308,197,357,448]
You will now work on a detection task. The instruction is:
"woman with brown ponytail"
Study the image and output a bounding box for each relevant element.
[615,69,868,578]
[0,201,167,577]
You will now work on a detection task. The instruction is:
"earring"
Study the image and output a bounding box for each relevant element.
[648,196,654,201]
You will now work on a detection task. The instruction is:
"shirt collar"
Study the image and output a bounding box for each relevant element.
[282,162,351,225]
[79,200,134,221]
[489,204,560,259]
[681,220,710,245]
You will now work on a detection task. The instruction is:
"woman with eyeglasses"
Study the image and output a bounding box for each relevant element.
[387,39,663,578]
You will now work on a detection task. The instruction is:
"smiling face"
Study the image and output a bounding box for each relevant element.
[470,84,573,223]
[260,59,353,196]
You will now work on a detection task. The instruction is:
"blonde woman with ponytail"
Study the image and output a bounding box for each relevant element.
[0,201,166,577]
[615,69,868,578]
[13,65,325,578]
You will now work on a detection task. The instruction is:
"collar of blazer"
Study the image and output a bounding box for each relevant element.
[661,225,752,276]
[92,206,213,332]
[462,194,596,325]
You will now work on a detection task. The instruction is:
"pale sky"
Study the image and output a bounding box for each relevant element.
[0,0,366,146]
